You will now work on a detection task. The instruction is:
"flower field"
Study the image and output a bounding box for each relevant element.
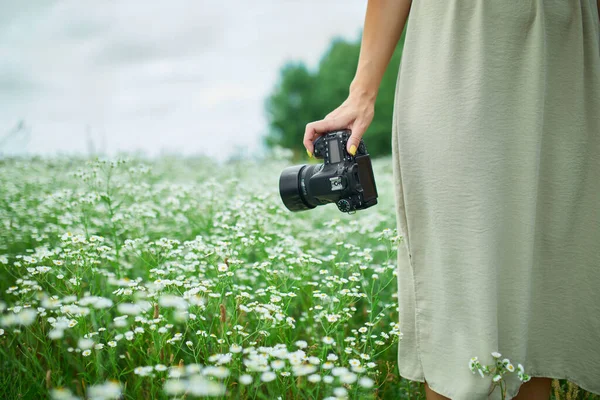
[0,153,425,399]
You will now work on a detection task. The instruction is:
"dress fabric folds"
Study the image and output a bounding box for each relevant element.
[391,1,600,399]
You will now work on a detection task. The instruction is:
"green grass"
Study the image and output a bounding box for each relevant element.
[0,154,595,400]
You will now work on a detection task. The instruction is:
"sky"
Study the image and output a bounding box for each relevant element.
[0,1,368,163]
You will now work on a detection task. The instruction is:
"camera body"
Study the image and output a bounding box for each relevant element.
[279,129,378,213]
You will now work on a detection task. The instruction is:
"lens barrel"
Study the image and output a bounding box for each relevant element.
[279,164,316,211]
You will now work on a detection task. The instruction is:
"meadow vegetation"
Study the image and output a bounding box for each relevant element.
[0,152,594,399]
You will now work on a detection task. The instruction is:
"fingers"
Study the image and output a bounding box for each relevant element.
[346,120,367,156]
[303,117,343,155]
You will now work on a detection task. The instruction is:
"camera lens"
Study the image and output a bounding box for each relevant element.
[279,164,320,211]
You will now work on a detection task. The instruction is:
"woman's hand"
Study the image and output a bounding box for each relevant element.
[303,91,375,158]
[303,0,411,158]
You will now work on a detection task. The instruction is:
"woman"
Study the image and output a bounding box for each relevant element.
[303,1,600,399]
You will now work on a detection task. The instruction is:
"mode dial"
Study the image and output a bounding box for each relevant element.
[336,199,352,213]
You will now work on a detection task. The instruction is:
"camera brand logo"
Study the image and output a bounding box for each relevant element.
[330,177,343,191]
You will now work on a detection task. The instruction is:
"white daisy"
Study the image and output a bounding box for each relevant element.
[339,372,357,384]
[292,364,317,376]
[322,336,335,345]
[186,375,226,396]
[163,379,186,396]
[229,343,242,353]
[87,380,122,399]
[308,356,320,365]
[348,359,361,367]
[78,338,94,350]
[217,263,228,272]
[261,371,276,382]
[322,361,335,370]
[271,360,285,370]
[359,376,374,388]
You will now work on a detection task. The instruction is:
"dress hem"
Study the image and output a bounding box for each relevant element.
[398,369,600,399]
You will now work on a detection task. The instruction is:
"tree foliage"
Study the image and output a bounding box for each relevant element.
[264,29,406,161]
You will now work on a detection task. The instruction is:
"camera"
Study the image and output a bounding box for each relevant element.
[278,129,378,214]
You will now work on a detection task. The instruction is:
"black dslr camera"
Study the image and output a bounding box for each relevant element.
[279,129,378,214]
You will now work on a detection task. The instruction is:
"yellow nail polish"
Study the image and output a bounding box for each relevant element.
[349,145,357,156]
[307,149,313,158]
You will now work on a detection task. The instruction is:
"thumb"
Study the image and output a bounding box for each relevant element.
[346,123,366,156]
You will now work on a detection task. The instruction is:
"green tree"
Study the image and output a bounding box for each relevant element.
[263,62,318,154]
[264,28,406,161]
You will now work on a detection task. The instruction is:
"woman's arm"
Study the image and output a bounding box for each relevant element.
[304,0,412,156]
[349,0,412,103]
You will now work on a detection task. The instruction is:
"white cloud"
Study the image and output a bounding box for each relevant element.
[0,0,367,162]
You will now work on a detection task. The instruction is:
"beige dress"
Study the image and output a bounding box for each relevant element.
[391,1,600,399]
